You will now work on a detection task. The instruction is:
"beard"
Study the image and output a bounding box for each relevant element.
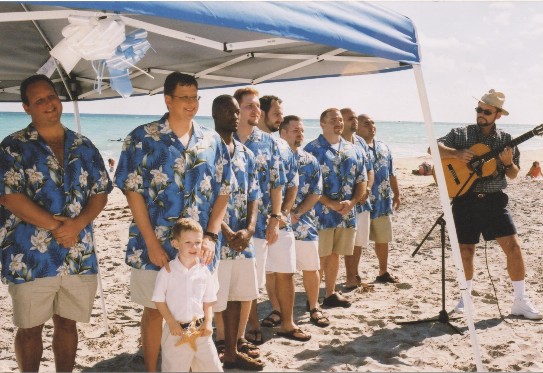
[247,118,258,126]
[294,140,302,147]
[477,116,494,127]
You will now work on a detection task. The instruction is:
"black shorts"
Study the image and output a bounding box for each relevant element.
[452,191,517,245]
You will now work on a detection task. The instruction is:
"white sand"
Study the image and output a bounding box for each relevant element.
[1,150,543,372]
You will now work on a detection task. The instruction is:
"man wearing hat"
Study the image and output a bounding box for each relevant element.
[436,89,542,319]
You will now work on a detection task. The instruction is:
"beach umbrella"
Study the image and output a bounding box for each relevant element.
[0,1,484,370]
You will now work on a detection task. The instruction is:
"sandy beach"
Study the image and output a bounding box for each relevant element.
[1,150,542,372]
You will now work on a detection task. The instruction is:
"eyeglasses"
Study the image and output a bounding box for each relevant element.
[171,95,201,102]
[475,107,497,116]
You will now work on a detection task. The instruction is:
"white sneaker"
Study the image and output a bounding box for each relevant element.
[453,294,473,313]
[511,296,543,320]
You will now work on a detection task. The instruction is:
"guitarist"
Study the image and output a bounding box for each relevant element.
[436,89,542,319]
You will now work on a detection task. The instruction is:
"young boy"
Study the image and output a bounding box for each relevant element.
[152,218,223,372]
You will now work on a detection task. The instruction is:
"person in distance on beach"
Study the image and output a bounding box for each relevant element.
[436,89,542,319]
[357,114,402,284]
[0,74,112,372]
[280,115,329,327]
[115,72,232,371]
[340,108,375,290]
[304,109,367,309]
[211,95,264,370]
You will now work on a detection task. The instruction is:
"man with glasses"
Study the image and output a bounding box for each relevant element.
[436,89,542,319]
[115,72,232,371]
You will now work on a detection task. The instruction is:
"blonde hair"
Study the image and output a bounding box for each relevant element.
[172,218,203,240]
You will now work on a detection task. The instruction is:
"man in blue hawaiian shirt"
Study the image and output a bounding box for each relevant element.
[0,75,112,372]
[280,115,330,327]
[256,95,309,342]
[357,114,401,284]
[305,109,367,309]
[210,95,264,369]
[340,108,375,290]
[115,72,232,371]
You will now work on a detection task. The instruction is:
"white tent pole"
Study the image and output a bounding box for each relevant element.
[92,229,110,333]
[413,64,485,372]
[73,101,82,134]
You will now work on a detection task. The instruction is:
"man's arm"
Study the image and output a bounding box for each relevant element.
[125,191,171,272]
[201,194,228,265]
[290,194,321,225]
[0,193,61,231]
[390,175,401,211]
[266,186,282,245]
[437,143,474,163]
[51,193,108,248]
[319,195,341,212]
[499,146,520,179]
[279,185,298,227]
[338,181,366,215]
[231,199,258,251]
[360,169,374,204]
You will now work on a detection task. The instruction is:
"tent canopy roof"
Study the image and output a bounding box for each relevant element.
[0,1,420,102]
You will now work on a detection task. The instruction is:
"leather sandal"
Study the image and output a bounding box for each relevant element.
[223,352,265,371]
[214,339,225,362]
[277,328,311,342]
[309,308,330,328]
[237,337,260,358]
[261,310,282,327]
[376,272,400,283]
[322,292,351,308]
[245,330,264,346]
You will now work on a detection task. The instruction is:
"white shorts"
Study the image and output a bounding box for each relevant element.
[295,240,320,271]
[254,238,268,288]
[212,258,258,313]
[355,211,371,247]
[161,322,223,372]
[265,230,296,274]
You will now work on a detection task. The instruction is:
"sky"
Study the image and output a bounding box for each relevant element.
[2,1,543,125]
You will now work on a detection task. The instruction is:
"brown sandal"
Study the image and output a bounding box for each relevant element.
[237,337,260,358]
[309,308,330,328]
[223,352,265,371]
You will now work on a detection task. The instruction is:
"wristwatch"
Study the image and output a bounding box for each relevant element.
[281,209,288,216]
[270,213,282,221]
[292,208,301,219]
[504,163,513,170]
[204,231,219,242]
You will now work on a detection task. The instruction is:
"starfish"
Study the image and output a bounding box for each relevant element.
[174,316,203,351]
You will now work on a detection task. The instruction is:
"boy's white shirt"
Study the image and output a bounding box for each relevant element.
[152,256,217,323]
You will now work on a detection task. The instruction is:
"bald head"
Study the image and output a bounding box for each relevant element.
[357,114,375,141]
[340,108,358,138]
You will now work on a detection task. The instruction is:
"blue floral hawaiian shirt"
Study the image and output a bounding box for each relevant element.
[272,136,299,232]
[352,135,373,214]
[234,128,286,240]
[219,140,262,260]
[367,139,396,219]
[304,135,367,229]
[292,149,322,241]
[114,113,233,272]
[0,124,113,284]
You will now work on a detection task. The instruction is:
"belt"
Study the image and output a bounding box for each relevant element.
[179,318,204,330]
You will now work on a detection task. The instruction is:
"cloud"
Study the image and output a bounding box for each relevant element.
[483,11,511,26]
[490,2,515,10]
[418,32,476,52]
[520,13,543,36]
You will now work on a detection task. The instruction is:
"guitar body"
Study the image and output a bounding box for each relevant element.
[440,143,497,197]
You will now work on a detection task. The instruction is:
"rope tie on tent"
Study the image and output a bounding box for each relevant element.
[50,15,153,98]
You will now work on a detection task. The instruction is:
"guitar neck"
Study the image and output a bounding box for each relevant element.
[480,129,536,163]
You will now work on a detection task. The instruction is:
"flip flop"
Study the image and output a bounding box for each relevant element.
[223,352,265,371]
[376,272,400,283]
[277,328,311,342]
[245,330,264,346]
[261,310,282,327]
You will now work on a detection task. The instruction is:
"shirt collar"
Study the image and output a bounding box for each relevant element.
[171,255,201,274]
[160,112,203,145]
[475,123,498,138]
[318,134,344,149]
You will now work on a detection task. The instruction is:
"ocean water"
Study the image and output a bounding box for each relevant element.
[1,112,543,164]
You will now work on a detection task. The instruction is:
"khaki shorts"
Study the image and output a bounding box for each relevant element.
[212,258,258,313]
[370,215,393,243]
[318,228,356,257]
[131,268,159,309]
[8,274,98,329]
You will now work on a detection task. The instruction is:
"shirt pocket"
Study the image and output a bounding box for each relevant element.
[193,282,207,302]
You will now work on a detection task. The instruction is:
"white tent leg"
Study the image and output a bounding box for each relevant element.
[413,64,485,372]
[73,100,82,134]
[92,229,109,333]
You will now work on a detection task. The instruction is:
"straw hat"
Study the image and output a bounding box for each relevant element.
[474,89,509,116]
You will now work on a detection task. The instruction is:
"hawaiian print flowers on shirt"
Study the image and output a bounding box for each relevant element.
[150,166,168,186]
[25,165,44,184]
[30,228,51,253]
[9,254,26,274]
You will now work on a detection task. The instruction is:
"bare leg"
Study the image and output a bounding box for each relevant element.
[496,235,525,281]
[459,244,476,281]
[323,253,340,298]
[52,315,78,372]
[15,324,44,372]
[302,270,321,310]
[374,243,389,276]
[141,307,163,372]
[222,301,241,363]
[247,299,262,340]
[265,273,281,321]
[345,246,362,287]
[237,301,252,339]
[276,273,296,332]
[214,311,225,341]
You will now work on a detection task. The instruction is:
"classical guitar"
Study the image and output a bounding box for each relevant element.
[439,124,543,197]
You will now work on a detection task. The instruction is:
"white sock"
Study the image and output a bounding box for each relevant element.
[466,279,473,295]
[512,280,526,299]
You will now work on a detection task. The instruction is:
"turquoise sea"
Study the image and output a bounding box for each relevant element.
[1,112,543,164]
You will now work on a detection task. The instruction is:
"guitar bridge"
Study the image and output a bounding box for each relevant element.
[447,164,461,185]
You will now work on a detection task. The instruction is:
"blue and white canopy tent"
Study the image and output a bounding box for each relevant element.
[0,2,483,370]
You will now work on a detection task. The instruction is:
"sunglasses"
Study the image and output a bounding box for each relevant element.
[475,107,497,116]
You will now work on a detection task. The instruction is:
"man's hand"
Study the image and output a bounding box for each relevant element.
[231,229,253,252]
[200,236,215,266]
[290,212,299,226]
[359,192,369,205]
[147,240,171,272]
[167,320,183,336]
[498,146,513,166]
[337,200,352,215]
[455,148,474,163]
[266,217,279,245]
[279,214,288,229]
[392,195,401,211]
[51,216,84,248]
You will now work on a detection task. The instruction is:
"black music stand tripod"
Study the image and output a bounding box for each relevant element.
[396,213,462,334]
